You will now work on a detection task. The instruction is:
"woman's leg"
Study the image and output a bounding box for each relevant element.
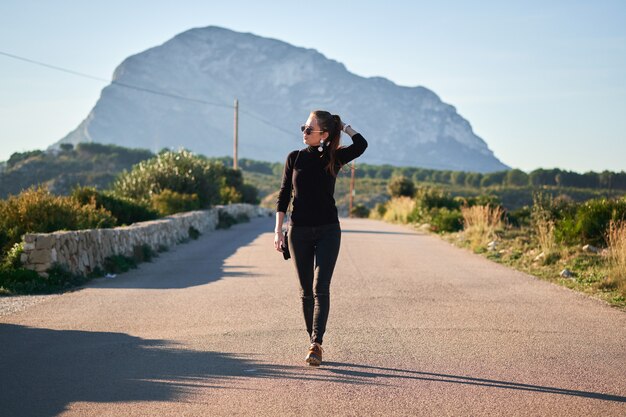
[288,226,315,339]
[311,224,341,345]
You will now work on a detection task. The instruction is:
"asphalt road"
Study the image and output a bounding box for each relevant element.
[1,217,625,416]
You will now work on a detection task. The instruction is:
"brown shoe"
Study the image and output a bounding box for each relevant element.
[305,342,323,366]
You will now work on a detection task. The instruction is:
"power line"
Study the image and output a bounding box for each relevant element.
[0,50,110,82]
[238,107,294,137]
[0,50,230,109]
[0,50,309,139]
[0,50,404,163]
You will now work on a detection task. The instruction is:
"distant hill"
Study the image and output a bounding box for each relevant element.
[0,143,153,198]
[54,26,509,173]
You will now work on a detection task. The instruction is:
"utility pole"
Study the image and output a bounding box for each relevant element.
[233,98,239,170]
[349,161,356,217]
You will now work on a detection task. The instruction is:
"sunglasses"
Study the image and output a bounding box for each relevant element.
[301,125,324,135]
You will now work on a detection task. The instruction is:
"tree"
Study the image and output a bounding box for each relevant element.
[387,176,416,197]
[505,169,529,186]
[60,143,74,152]
[480,171,507,187]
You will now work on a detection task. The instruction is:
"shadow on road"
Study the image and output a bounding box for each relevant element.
[2,323,623,417]
[90,216,273,290]
[0,323,279,417]
[320,362,626,402]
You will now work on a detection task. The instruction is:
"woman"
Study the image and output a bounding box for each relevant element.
[274,110,367,366]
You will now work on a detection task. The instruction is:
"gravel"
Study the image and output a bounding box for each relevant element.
[0,294,61,317]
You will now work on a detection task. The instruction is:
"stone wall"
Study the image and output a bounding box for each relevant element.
[20,204,271,277]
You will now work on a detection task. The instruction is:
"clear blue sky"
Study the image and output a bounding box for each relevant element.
[1,0,625,173]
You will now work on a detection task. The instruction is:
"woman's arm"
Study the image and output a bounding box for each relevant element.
[337,124,368,165]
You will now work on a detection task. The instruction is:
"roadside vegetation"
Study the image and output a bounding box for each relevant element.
[0,147,258,295]
[370,176,626,309]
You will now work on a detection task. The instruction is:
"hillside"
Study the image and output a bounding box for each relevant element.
[0,143,153,198]
[54,26,509,172]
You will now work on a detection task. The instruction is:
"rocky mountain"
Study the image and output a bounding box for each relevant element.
[55,26,509,172]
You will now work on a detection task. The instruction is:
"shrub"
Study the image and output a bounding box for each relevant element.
[188,226,200,240]
[387,176,415,198]
[132,244,155,263]
[240,184,259,204]
[72,186,158,225]
[0,187,116,258]
[235,212,250,223]
[3,242,24,269]
[217,210,237,229]
[507,206,532,228]
[150,189,201,216]
[220,186,243,204]
[555,198,626,245]
[430,208,464,233]
[415,187,460,211]
[370,202,387,219]
[103,255,137,274]
[112,149,225,207]
[351,204,370,218]
[0,266,47,294]
[0,263,90,295]
[408,187,461,225]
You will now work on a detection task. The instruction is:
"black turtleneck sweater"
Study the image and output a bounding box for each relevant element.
[277,133,368,226]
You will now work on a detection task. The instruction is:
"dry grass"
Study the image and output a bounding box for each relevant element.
[535,216,556,255]
[605,220,626,294]
[461,204,504,249]
[381,197,416,224]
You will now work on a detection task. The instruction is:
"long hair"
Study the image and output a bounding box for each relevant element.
[312,110,343,177]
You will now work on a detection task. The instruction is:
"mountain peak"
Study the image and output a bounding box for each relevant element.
[56,26,508,172]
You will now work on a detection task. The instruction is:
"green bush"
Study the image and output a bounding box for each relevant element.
[351,204,370,218]
[408,187,460,224]
[0,263,90,295]
[430,208,464,233]
[372,202,387,219]
[188,226,200,240]
[72,186,158,225]
[0,187,116,258]
[0,266,46,294]
[507,206,532,228]
[217,210,237,229]
[235,212,250,223]
[150,189,201,216]
[103,255,137,274]
[240,183,260,204]
[113,149,226,207]
[220,186,243,204]
[387,176,415,198]
[415,187,460,211]
[3,243,24,269]
[556,198,626,245]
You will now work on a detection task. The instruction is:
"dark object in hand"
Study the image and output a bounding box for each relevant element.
[281,231,290,260]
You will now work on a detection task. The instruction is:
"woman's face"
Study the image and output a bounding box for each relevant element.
[302,115,329,146]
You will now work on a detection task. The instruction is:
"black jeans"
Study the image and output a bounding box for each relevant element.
[288,223,341,345]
